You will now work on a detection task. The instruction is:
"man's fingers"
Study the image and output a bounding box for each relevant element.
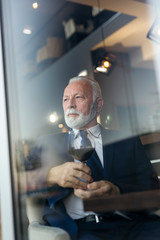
[74,181,120,199]
[73,169,93,183]
[58,162,93,188]
[64,176,91,189]
[73,162,92,175]
[48,162,93,189]
[87,180,112,190]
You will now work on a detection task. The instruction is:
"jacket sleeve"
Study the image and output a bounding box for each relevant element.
[112,136,159,194]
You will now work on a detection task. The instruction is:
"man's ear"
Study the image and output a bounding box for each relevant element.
[96,97,104,113]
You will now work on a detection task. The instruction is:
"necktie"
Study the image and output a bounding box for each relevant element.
[79,130,92,148]
[79,130,104,181]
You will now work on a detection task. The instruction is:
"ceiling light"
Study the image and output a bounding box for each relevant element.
[96,66,108,73]
[103,60,111,68]
[49,112,59,123]
[92,48,115,75]
[95,56,113,74]
[23,28,32,35]
[32,1,38,9]
[96,57,112,73]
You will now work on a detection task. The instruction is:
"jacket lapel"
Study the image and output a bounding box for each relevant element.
[87,126,115,181]
[87,150,104,181]
[101,127,114,180]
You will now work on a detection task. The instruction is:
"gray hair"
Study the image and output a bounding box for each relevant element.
[68,76,102,102]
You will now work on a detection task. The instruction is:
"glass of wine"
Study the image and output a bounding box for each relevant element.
[68,130,95,164]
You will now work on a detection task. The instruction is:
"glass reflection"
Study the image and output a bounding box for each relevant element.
[1,0,160,240]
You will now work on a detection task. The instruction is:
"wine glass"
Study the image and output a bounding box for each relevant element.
[68,130,95,164]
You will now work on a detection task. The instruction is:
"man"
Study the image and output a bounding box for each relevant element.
[25,76,160,240]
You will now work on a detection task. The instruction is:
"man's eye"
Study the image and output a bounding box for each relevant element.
[76,96,82,99]
[63,98,68,102]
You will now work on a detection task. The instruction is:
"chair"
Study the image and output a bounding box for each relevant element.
[23,141,70,240]
[26,195,70,240]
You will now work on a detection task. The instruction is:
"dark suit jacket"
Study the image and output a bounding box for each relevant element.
[25,127,157,238]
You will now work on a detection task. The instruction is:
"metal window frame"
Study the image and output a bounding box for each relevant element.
[0,23,15,239]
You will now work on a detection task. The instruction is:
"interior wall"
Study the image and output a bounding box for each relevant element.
[95,52,159,135]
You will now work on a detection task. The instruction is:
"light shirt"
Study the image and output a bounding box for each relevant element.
[63,124,103,219]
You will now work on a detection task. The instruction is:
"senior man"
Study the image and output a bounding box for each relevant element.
[25,76,160,240]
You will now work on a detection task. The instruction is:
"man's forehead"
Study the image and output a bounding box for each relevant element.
[64,81,92,95]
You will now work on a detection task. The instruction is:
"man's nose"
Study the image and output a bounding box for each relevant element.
[68,98,76,108]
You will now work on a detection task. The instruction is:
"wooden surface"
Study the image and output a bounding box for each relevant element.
[84,190,160,212]
[140,132,160,145]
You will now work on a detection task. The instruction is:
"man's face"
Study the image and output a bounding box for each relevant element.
[63,80,97,129]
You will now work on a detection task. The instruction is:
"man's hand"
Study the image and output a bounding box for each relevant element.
[47,162,93,189]
[74,180,120,199]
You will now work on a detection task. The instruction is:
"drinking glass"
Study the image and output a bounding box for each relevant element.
[68,130,95,164]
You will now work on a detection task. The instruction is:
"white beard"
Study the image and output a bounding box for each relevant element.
[65,105,97,129]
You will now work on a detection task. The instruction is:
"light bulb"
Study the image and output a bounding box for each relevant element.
[103,60,111,68]
[33,1,38,9]
[96,66,108,73]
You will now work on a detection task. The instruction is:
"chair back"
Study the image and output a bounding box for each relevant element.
[26,195,45,224]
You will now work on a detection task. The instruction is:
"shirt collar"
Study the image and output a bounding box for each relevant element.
[72,124,101,139]
[88,124,101,138]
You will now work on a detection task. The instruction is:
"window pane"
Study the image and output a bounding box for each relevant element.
[1,0,160,240]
